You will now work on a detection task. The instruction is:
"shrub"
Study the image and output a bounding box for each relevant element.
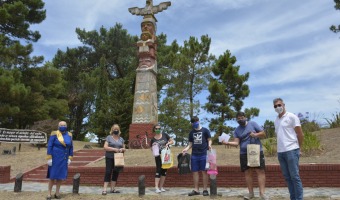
[301,131,322,156]
[301,119,320,132]
[262,138,277,157]
[325,112,340,128]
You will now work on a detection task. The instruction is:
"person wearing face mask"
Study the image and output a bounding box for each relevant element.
[102,124,126,195]
[182,116,212,197]
[273,98,304,200]
[150,124,174,193]
[46,121,73,200]
[222,112,269,200]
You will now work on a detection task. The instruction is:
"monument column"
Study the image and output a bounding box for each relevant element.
[128,0,171,147]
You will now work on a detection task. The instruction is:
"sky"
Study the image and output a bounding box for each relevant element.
[30,0,340,129]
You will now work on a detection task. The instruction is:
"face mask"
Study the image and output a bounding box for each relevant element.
[113,130,119,135]
[59,126,67,132]
[192,122,199,129]
[155,130,161,134]
[237,119,247,126]
[275,106,284,114]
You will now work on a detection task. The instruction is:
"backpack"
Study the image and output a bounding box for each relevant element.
[177,153,191,174]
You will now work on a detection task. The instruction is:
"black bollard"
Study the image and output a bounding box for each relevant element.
[209,175,217,196]
[138,175,145,196]
[72,173,81,194]
[14,173,23,192]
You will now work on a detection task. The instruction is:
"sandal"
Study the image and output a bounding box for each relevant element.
[46,196,52,200]
[110,189,120,193]
[188,190,200,196]
[203,190,209,196]
[102,191,107,195]
[54,194,61,199]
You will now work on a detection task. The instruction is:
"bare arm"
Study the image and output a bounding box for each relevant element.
[208,138,212,150]
[182,142,192,154]
[295,126,304,148]
[166,138,174,146]
[103,141,119,152]
[250,130,266,139]
[223,137,240,147]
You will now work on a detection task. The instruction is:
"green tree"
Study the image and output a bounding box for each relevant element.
[0,0,46,69]
[204,50,259,136]
[18,64,68,128]
[0,68,28,128]
[158,96,192,146]
[164,35,215,119]
[330,0,340,33]
[157,35,215,145]
[53,46,97,140]
[263,120,275,138]
[53,24,139,140]
[0,64,68,129]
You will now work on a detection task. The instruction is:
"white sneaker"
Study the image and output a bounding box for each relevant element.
[161,188,166,192]
[244,193,254,199]
[155,188,161,193]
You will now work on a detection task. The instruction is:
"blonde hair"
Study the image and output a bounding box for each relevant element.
[110,124,121,135]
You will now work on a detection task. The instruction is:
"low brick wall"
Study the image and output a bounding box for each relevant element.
[1,164,340,187]
[65,164,340,187]
[0,166,10,183]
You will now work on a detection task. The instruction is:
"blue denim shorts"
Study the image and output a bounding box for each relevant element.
[191,154,207,172]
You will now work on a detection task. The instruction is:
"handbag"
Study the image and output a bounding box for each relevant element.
[247,137,260,167]
[161,153,173,169]
[152,143,160,157]
[161,146,172,164]
[114,152,125,167]
[206,149,218,176]
[177,153,191,174]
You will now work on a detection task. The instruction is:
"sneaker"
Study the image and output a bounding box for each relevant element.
[155,188,161,193]
[244,193,254,200]
[161,188,166,192]
[203,190,209,196]
[260,195,270,200]
[188,190,200,196]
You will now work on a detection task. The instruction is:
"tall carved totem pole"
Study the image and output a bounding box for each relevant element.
[128,0,171,146]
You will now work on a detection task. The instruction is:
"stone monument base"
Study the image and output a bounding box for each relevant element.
[129,123,154,147]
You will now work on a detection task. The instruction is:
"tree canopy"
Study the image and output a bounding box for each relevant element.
[330,0,340,33]
[205,50,259,138]
[0,0,46,69]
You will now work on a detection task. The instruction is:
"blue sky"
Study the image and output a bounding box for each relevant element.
[31,0,340,128]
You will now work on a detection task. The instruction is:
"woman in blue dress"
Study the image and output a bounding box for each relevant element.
[46,121,73,200]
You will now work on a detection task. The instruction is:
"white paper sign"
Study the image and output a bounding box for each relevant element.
[219,132,231,143]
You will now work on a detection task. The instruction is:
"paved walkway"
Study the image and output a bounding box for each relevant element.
[1,182,340,199]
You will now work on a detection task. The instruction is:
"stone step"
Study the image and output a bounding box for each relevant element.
[25,173,46,179]
[16,149,105,183]
[72,156,104,162]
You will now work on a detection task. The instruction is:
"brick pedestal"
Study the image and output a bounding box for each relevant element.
[129,123,154,145]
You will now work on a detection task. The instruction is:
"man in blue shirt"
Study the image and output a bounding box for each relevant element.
[223,112,268,200]
[182,116,212,196]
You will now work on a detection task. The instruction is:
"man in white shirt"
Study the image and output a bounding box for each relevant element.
[273,97,304,200]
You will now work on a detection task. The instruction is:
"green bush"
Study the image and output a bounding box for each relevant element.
[301,119,320,132]
[325,112,340,128]
[301,131,322,156]
[262,138,277,157]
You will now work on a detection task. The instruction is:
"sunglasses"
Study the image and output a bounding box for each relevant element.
[154,128,161,130]
[274,104,282,108]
